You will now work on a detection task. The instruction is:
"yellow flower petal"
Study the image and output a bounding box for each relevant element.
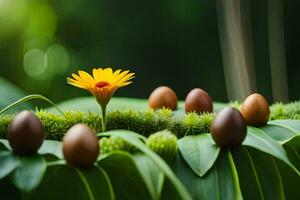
[115,73,135,85]
[67,68,134,106]
[78,70,96,85]
[118,81,133,87]
[113,70,130,84]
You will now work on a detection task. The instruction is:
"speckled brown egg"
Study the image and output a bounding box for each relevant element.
[185,88,213,114]
[240,93,270,127]
[148,86,177,110]
[210,107,247,149]
[8,111,44,155]
[63,124,99,168]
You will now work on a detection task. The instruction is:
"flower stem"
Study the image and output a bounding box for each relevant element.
[101,104,107,132]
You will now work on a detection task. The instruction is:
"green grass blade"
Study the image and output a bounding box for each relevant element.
[0,94,65,117]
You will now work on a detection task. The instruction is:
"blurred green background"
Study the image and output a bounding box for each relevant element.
[0,0,299,107]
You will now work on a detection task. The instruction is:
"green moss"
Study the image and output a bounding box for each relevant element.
[0,109,214,140]
[270,101,300,120]
[0,114,13,139]
[1,101,300,141]
[228,101,241,110]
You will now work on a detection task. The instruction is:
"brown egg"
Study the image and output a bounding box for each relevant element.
[240,93,270,127]
[63,124,99,168]
[8,111,44,155]
[148,86,177,110]
[210,107,247,149]
[185,88,213,113]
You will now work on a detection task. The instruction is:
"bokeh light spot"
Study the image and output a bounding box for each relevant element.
[23,49,47,77]
[46,44,69,74]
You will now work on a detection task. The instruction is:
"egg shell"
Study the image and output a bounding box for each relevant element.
[240,93,270,127]
[185,88,213,113]
[210,107,247,149]
[8,111,44,155]
[63,124,99,168]
[148,86,177,110]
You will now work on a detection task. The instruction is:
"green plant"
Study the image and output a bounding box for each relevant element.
[1,96,300,199]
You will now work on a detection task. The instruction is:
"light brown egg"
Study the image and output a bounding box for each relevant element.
[148,86,177,110]
[185,88,213,113]
[240,93,270,127]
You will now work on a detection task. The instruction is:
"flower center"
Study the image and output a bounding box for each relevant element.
[95,81,110,88]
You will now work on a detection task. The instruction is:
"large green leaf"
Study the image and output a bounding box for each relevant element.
[232,147,285,200]
[98,152,152,200]
[0,176,21,200]
[276,160,300,200]
[75,167,115,200]
[11,154,47,192]
[0,77,31,112]
[133,153,165,200]
[243,127,299,175]
[282,135,300,170]
[48,97,149,113]
[47,96,226,113]
[26,165,100,200]
[178,134,220,177]
[269,120,300,133]
[258,121,300,171]
[260,124,298,143]
[0,151,20,180]
[99,130,192,200]
[170,150,241,200]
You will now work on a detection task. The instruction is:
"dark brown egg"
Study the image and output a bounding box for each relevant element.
[185,88,213,113]
[240,93,270,127]
[8,111,44,155]
[210,107,247,149]
[63,124,99,168]
[148,86,177,110]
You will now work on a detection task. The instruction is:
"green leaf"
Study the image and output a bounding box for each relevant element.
[260,124,298,143]
[178,134,220,177]
[26,165,100,200]
[48,97,149,113]
[99,130,192,200]
[98,151,152,200]
[38,140,63,159]
[133,153,165,200]
[48,96,225,114]
[276,160,300,200]
[282,135,300,170]
[170,150,241,200]
[0,151,20,180]
[0,176,21,200]
[75,167,115,200]
[269,120,300,133]
[243,126,300,175]
[258,121,300,171]
[0,139,11,150]
[232,147,285,200]
[0,77,31,112]
[11,154,47,192]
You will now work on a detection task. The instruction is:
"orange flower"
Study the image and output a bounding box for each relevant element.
[67,68,134,106]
